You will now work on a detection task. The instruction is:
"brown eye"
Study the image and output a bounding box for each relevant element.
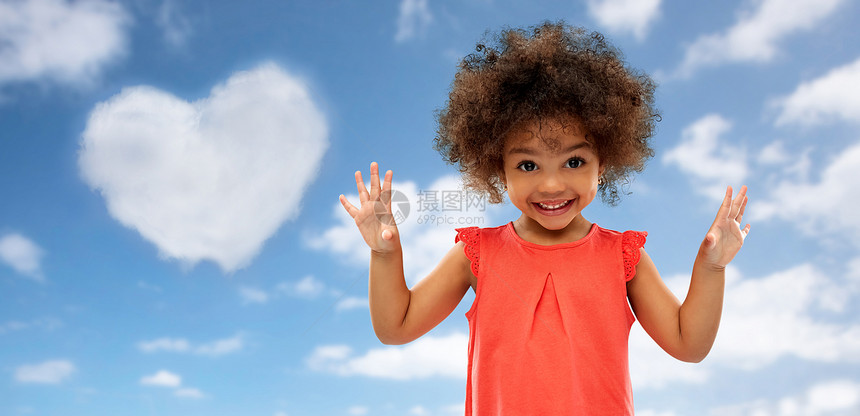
[566,157,585,168]
[517,161,537,172]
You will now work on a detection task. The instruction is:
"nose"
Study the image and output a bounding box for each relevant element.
[537,170,565,195]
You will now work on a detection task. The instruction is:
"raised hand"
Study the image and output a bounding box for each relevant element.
[702,185,751,269]
[339,162,401,254]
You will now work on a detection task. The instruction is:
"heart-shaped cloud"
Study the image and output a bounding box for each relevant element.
[79,63,328,272]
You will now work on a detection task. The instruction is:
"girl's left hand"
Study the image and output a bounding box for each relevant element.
[702,185,751,269]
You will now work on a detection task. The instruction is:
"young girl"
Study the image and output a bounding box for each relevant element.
[339,22,750,415]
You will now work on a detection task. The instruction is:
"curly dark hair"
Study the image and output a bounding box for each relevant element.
[434,21,659,205]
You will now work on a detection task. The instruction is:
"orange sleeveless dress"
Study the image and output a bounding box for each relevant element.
[455,222,647,415]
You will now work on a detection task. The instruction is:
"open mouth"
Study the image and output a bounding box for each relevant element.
[531,199,575,217]
[536,200,571,210]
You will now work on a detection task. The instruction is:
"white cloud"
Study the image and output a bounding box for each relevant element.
[395,0,432,43]
[174,387,205,399]
[137,280,163,292]
[194,333,244,357]
[239,286,270,304]
[757,140,790,165]
[307,332,467,380]
[310,174,497,285]
[140,369,181,387]
[347,406,369,416]
[711,264,860,367]
[140,370,205,398]
[637,411,678,416]
[441,403,465,415]
[277,275,326,298]
[709,379,860,415]
[751,140,860,247]
[0,321,28,334]
[586,0,661,41]
[409,405,430,415]
[674,0,846,77]
[663,114,747,200]
[240,276,331,305]
[631,263,860,389]
[156,0,192,48]
[629,321,711,389]
[79,63,328,273]
[336,296,369,311]
[0,0,130,86]
[138,337,191,353]
[14,360,75,384]
[0,233,44,281]
[137,333,243,356]
[773,57,860,126]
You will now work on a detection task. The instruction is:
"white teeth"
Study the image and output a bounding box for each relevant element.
[537,200,570,210]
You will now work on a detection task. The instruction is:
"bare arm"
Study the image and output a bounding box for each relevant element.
[369,242,472,344]
[340,162,473,345]
[628,186,750,363]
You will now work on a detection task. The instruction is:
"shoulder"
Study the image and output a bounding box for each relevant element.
[591,225,648,244]
[454,223,508,242]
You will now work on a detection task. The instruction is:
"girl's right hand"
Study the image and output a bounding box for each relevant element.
[339,162,401,254]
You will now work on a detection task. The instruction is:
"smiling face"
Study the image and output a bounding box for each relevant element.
[501,116,603,242]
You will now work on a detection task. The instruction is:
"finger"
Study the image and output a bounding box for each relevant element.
[355,170,369,203]
[339,194,359,217]
[736,195,748,223]
[369,162,380,199]
[382,170,393,194]
[729,185,747,219]
[742,223,751,236]
[715,186,732,221]
[382,170,394,212]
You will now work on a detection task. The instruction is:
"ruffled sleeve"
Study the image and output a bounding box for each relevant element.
[621,230,647,282]
[455,227,480,277]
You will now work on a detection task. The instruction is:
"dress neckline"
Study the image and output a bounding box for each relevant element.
[505,221,599,250]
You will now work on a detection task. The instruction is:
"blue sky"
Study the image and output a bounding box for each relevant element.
[2,0,860,415]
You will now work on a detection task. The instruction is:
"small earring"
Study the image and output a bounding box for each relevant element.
[598,176,605,185]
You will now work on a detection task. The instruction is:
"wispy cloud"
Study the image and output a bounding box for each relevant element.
[773,57,860,126]
[239,275,332,306]
[79,63,329,273]
[140,370,181,387]
[0,0,130,87]
[751,139,860,248]
[194,334,243,357]
[140,370,206,399]
[307,332,467,380]
[0,233,45,282]
[156,0,192,48]
[336,296,369,312]
[709,378,860,414]
[239,286,270,304]
[15,360,75,384]
[673,0,847,78]
[0,318,62,335]
[631,263,860,389]
[138,337,191,353]
[586,0,661,41]
[138,333,244,357]
[395,0,432,43]
[347,406,369,416]
[174,387,205,399]
[277,275,326,298]
[663,114,748,200]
